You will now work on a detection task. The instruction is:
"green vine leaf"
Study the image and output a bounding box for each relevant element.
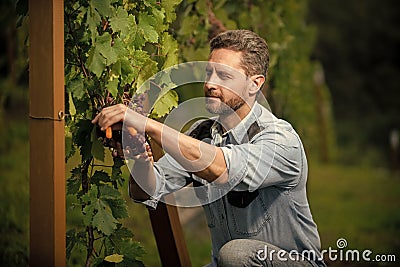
[117,240,145,266]
[91,170,111,185]
[104,253,124,263]
[137,13,159,43]
[73,119,93,161]
[86,6,101,44]
[66,229,77,260]
[91,0,112,17]
[99,184,121,199]
[96,33,118,66]
[106,77,119,97]
[111,226,134,239]
[67,78,85,100]
[136,58,158,92]
[92,199,119,236]
[81,185,120,236]
[111,59,122,76]
[152,7,167,32]
[82,185,98,226]
[151,89,179,118]
[68,93,77,116]
[111,157,124,181]
[67,167,81,195]
[95,185,129,220]
[91,127,105,161]
[161,0,183,23]
[109,7,130,38]
[161,32,179,68]
[87,45,106,77]
[106,198,128,219]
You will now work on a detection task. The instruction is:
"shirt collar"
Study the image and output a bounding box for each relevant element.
[210,102,262,144]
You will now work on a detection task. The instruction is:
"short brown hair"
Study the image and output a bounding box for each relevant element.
[210,30,269,77]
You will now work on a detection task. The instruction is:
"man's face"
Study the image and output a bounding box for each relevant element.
[204,48,250,115]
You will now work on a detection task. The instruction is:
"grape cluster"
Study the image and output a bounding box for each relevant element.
[130,94,146,115]
[123,132,147,158]
[97,93,152,160]
[122,94,149,158]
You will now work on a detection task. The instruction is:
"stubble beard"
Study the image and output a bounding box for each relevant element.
[205,95,245,115]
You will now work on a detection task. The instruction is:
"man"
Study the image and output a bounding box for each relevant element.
[93,30,325,267]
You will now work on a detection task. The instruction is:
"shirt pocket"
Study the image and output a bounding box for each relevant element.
[228,194,271,237]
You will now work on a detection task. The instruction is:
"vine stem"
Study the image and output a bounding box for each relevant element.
[80,157,94,266]
[85,226,95,267]
[81,158,92,194]
[92,163,114,168]
[65,9,90,78]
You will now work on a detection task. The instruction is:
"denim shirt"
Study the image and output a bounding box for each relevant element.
[136,102,325,267]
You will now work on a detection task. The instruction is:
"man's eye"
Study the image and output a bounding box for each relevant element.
[217,72,232,80]
[205,69,213,78]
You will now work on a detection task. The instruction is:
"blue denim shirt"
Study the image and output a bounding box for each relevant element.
[136,102,325,267]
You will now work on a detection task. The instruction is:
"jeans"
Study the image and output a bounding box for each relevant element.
[217,239,314,267]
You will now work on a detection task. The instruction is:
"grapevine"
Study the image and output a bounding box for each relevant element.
[64,0,181,266]
[95,92,148,159]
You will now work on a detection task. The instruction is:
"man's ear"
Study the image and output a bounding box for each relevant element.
[249,74,265,95]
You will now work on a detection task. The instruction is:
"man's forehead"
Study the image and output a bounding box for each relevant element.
[205,62,246,76]
[207,48,246,73]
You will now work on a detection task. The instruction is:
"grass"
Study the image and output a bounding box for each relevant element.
[0,118,29,266]
[1,117,399,266]
[307,161,400,266]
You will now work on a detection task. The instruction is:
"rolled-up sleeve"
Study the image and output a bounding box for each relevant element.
[220,128,303,191]
[133,153,193,209]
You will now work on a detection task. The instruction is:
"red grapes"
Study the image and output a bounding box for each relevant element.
[96,93,151,159]
[122,94,149,158]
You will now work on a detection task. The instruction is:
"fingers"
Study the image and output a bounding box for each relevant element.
[127,126,137,136]
[92,104,127,130]
[92,112,101,124]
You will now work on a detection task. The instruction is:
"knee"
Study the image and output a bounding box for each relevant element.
[218,239,250,267]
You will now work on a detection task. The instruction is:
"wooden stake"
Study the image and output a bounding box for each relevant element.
[148,141,192,267]
[29,0,65,266]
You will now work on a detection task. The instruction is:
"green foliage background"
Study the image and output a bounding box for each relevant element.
[64,0,335,265]
[1,0,336,266]
[309,0,400,165]
[174,0,336,162]
[1,0,399,266]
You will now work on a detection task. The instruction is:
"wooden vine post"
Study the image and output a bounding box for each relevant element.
[148,142,192,266]
[29,1,190,266]
[29,0,65,266]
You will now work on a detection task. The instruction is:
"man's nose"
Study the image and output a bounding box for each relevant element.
[205,73,219,90]
[204,80,216,90]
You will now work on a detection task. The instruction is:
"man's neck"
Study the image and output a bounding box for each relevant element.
[218,103,252,132]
